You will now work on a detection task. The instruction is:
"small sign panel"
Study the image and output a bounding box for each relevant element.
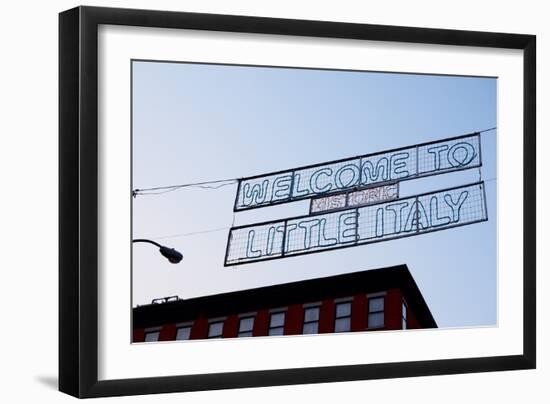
[311,183,399,214]
[225,182,487,266]
[310,193,347,213]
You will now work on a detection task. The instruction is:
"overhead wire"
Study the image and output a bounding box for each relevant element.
[133,178,238,197]
[132,126,497,198]
[135,126,498,240]
[149,226,232,240]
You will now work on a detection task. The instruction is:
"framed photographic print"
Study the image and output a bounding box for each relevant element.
[59,6,536,398]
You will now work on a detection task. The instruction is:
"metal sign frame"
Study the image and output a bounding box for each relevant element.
[225,181,488,266]
[234,132,482,212]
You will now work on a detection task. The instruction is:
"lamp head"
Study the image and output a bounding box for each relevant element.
[159,246,183,264]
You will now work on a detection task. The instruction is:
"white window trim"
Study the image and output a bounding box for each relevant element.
[366,291,387,298]
[207,316,227,323]
[334,296,353,304]
[237,311,257,318]
[303,301,322,308]
[268,306,288,313]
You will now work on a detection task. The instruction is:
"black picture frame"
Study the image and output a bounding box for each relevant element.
[59,5,536,398]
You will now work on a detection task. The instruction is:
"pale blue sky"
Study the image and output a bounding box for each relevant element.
[132,60,497,328]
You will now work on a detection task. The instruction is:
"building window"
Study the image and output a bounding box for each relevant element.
[402,301,408,330]
[368,296,384,329]
[268,311,286,336]
[176,324,192,340]
[238,316,255,337]
[144,329,160,342]
[334,300,352,332]
[207,321,224,338]
[302,305,320,334]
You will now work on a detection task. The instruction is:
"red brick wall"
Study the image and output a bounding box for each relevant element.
[383,289,403,330]
[158,323,176,341]
[133,328,145,343]
[351,294,368,331]
[222,314,239,338]
[284,304,304,335]
[319,299,335,333]
[190,316,208,339]
[134,286,434,339]
[253,309,270,336]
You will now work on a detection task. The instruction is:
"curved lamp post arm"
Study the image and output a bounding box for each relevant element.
[133,239,163,248]
[132,239,183,264]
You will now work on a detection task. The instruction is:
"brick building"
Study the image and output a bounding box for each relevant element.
[133,264,436,342]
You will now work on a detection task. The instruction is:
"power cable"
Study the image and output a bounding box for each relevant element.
[148,226,232,241]
[132,126,497,197]
[133,178,237,197]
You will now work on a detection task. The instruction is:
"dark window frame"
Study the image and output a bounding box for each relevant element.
[237,315,255,337]
[302,304,321,335]
[175,323,193,340]
[268,310,286,336]
[334,299,353,333]
[143,330,160,342]
[143,326,161,342]
[207,320,225,339]
[367,296,385,329]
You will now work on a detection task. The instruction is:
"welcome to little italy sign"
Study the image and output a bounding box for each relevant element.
[225,132,487,266]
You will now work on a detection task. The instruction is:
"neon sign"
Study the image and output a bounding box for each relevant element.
[225,182,487,266]
[234,132,481,211]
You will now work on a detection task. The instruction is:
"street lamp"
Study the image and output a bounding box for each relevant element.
[133,239,183,264]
